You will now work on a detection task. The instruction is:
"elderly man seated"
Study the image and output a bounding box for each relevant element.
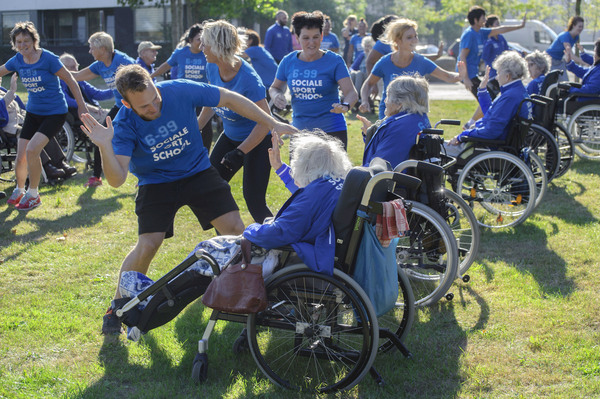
[446,51,532,157]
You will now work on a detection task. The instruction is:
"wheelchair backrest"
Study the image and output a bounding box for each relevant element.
[542,70,561,99]
[332,162,391,270]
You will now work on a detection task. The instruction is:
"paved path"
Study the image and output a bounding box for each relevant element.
[429,82,475,101]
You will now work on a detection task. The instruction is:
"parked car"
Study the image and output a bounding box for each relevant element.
[502,19,557,52]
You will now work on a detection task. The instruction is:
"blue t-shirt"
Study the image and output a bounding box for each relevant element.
[89,49,135,107]
[276,50,350,132]
[167,46,208,82]
[349,34,369,62]
[373,40,392,56]
[372,52,437,119]
[482,35,508,79]
[207,58,266,141]
[111,80,220,185]
[458,27,491,79]
[547,31,579,61]
[321,33,340,51]
[5,49,68,115]
[244,46,278,88]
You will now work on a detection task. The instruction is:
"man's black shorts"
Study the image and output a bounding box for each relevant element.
[135,167,239,238]
[469,76,481,98]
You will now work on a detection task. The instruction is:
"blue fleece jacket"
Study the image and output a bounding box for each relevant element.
[243,176,343,275]
[566,59,600,98]
[457,79,532,142]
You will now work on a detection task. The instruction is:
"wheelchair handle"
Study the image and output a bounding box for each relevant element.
[359,171,420,207]
[435,119,461,127]
[393,159,444,176]
[421,128,444,136]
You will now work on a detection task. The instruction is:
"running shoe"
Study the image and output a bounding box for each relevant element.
[16,192,41,211]
[7,189,25,206]
[84,176,103,188]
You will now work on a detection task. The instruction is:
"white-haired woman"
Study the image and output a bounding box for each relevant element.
[245,131,352,275]
[357,75,431,167]
[72,31,135,188]
[197,19,273,224]
[447,51,532,156]
[525,50,551,95]
[359,18,463,120]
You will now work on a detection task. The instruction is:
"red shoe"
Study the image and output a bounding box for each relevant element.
[84,176,103,188]
[16,192,41,211]
[7,190,24,206]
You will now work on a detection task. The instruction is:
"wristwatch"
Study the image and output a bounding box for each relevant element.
[341,102,350,110]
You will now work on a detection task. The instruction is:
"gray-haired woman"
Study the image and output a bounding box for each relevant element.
[525,50,551,95]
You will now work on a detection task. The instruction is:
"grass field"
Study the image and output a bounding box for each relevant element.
[1,96,600,398]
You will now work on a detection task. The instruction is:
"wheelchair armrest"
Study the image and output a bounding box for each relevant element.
[416,161,444,177]
[460,137,505,146]
[420,128,444,136]
[393,173,421,191]
[558,82,574,91]
[437,119,461,126]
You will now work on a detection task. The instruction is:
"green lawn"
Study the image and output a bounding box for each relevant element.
[1,98,600,398]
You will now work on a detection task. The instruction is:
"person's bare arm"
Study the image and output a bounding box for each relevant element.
[237,98,271,154]
[366,49,383,74]
[359,73,380,113]
[56,67,89,117]
[151,61,171,79]
[79,114,130,187]
[71,66,98,82]
[269,78,288,109]
[197,106,216,130]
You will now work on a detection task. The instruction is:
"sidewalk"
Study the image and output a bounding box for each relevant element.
[429,82,475,101]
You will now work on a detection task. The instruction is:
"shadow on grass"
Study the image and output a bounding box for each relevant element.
[0,186,130,262]
[478,222,575,297]
[539,180,597,225]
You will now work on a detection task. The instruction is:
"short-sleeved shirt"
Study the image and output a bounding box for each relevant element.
[244,46,278,88]
[349,34,369,62]
[482,35,508,79]
[167,46,208,82]
[372,52,437,119]
[5,49,67,115]
[276,50,350,132]
[89,49,135,107]
[546,31,579,61]
[207,58,266,141]
[321,33,340,51]
[111,80,220,185]
[458,27,491,79]
[373,40,392,56]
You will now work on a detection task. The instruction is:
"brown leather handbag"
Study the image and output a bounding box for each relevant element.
[201,238,268,313]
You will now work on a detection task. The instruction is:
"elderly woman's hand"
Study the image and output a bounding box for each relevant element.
[268,132,284,170]
[564,44,572,63]
[479,67,490,90]
[448,136,461,146]
[355,114,373,138]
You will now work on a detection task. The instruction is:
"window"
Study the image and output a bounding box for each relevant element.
[2,11,31,45]
[40,9,115,46]
[135,7,171,42]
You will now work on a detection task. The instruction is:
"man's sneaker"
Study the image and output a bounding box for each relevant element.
[16,192,41,211]
[84,176,103,188]
[102,307,124,335]
[7,190,24,206]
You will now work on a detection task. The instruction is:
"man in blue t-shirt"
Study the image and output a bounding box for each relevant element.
[264,10,293,63]
[80,64,296,336]
[458,6,526,126]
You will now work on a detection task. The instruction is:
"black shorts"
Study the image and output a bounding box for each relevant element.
[135,166,239,238]
[469,76,481,99]
[20,112,67,141]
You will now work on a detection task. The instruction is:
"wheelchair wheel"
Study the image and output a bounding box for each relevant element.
[568,105,600,160]
[525,124,561,181]
[442,189,480,279]
[377,267,415,353]
[527,152,548,209]
[396,201,459,307]
[247,264,378,393]
[457,152,537,229]
[55,122,75,162]
[552,122,574,178]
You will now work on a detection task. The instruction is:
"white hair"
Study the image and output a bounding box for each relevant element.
[386,74,429,115]
[493,50,528,80]
[525,50,551,75]
[290,131,352,188]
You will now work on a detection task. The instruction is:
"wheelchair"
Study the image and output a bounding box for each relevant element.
[112,162,432,392]
[443,99,547,229]
[55,110,94,168]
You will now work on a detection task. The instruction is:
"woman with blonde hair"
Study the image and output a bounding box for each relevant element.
[359,18,463,119]
[197,19,273,224]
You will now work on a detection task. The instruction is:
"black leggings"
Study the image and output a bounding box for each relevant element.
[210,133,272,223]
[93,105,120,178]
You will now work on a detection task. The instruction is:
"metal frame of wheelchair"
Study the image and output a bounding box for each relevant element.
[437,101,548,229]
[113,165,450,392]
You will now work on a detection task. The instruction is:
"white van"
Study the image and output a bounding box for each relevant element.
[501,19,557,52]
